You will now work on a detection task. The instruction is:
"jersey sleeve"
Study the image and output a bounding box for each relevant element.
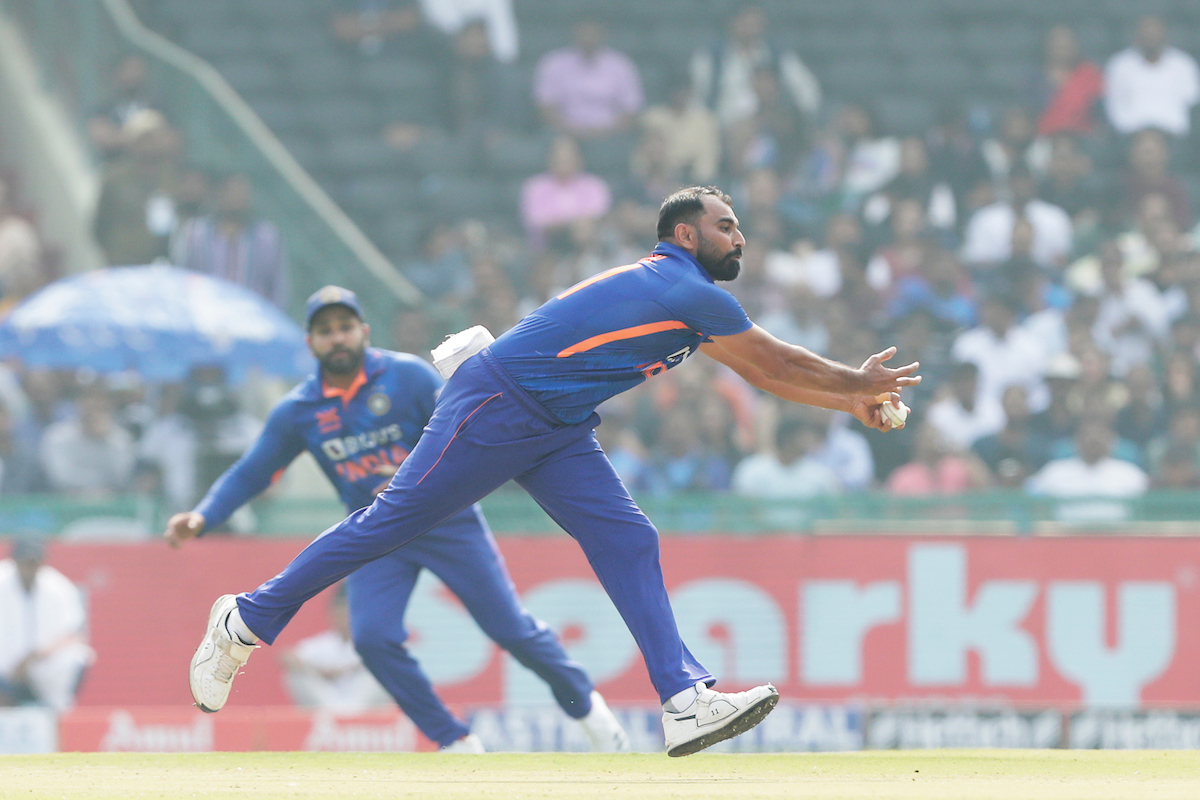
[386,353,443,429]
[409,356,444,426]
[193,399,307,531]
[659,279,752,339]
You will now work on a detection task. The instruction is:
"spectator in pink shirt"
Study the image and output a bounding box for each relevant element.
[533,18,644,140]
[519,135,612,252]
[886,421,992,496]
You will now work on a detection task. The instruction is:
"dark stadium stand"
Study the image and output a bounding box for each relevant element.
[114,0,1200,326]
[127,0,1200,279]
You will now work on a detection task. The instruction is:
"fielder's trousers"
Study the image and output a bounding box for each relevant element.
[237,348,712,704]
[346,507,594,746]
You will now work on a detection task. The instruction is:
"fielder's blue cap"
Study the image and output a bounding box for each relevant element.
[305,285,364,328]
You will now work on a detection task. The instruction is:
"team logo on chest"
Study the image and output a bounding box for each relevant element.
[367,393,391,416]
[315,407,342,434]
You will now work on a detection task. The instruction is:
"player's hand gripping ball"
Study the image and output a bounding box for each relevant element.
[874,393,909,429]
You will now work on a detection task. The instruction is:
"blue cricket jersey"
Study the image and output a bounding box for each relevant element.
[195,348,445,527]
[488,241,752,423]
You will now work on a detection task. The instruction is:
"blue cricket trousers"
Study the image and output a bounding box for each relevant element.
[346,507,594,747]
[237,348,712,704]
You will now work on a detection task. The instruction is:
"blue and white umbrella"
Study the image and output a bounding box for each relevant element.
[0,265,314,382]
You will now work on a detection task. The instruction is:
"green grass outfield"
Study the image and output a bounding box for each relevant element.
[2,751,1200,800]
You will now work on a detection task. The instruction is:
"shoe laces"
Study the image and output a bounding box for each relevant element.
[212,639,254,683]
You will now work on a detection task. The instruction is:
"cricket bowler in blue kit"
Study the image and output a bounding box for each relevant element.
[189,187,921,756]
[166,286,629,752]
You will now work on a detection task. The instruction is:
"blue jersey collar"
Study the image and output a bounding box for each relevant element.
[650,241,714,283]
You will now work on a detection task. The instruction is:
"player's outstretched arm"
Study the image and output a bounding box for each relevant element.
[708,354,900,432]
[701,325,920,431]
[164,511,205,548]
[704,324,920,396]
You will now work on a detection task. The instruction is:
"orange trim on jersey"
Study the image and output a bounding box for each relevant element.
[323,368,368,407]
[555,255,665,300]
[556,320,690,358]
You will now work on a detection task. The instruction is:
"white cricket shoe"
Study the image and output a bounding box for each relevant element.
[662,681,779,757]
[440,733,485,753]
[578,690,631,752]
[189,594,256,713]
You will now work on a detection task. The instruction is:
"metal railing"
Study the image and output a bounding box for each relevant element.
[6,489,1200,539]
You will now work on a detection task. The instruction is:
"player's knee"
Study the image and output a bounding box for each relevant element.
[485,611,548,653]
[621,523,662,562]
[349,614,409,655]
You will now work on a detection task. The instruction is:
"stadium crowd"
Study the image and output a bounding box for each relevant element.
[3,3,1200,516]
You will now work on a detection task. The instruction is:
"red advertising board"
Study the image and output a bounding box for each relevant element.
[29,534,1200,713]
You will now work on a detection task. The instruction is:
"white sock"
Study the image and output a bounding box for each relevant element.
[224,606,258,645]
[663,684,698,713]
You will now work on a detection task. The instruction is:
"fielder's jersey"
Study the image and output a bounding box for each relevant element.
[194,348,443,526]
[489,241,753,423]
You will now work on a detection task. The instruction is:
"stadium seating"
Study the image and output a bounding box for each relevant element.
[127,0,1200,269]
[259,23,330,62]
[217,57,285,97]
[875,96,936,138]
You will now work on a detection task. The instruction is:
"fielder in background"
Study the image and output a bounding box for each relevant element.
[166,285,629,753]
[189,186,919,757]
